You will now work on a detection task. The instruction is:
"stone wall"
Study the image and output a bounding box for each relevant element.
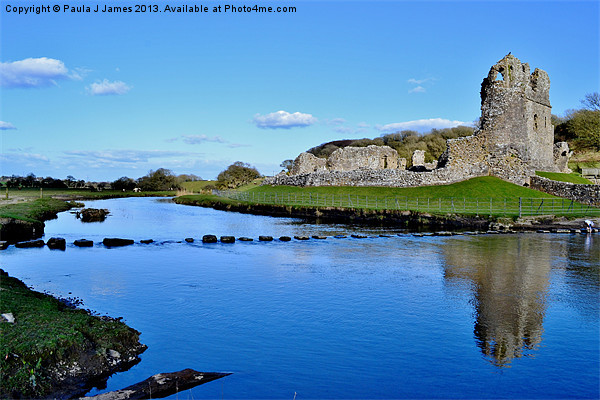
[264,165,486,188]
[290,152,327,175]
[327,145,400,171]
[529,176,600,207]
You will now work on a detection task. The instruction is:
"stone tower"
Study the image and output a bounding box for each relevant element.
[479,54,555,172]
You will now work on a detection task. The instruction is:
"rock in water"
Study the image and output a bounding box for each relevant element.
[103,238,135,247]
[74,239,94,247]
[83,369,231,400]
[47,237,66,250]
[15,239,45,248]
[202,235,218,243]
[80,208,109,222]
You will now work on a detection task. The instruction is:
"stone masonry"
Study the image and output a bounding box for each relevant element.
[266,54,573,188]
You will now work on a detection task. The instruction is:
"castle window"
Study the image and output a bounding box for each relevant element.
[495,67,505,81]
[533,114,539,131]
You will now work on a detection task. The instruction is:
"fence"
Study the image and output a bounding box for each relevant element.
[214,190,600,217]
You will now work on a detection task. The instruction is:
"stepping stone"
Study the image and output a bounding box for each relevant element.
[238,237,253,241]
[202,235,218,243]
[15,240,45,248]
[0,241,8,250]
[15,239,45,248]
[334,235,347,239]
[351,234,367,239]
[312,235,327,239]
[185,238,195,243]
[74,239,93,247]
[434,231,453,236]
[379,234,392,238]
[259,236,273,241]
[140,239,154,244]
[103,238,135,247]
[294,236,309,240]
[220,236,235,243]
[279,236,291,241]
[412,233,424,237]
[46,237,66,250]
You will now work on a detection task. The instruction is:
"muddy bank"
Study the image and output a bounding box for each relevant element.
[175,195,599,232]
[174,196,492,230]
[0,269,147,399]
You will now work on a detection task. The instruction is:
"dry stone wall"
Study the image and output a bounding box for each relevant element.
[530,176,600,207]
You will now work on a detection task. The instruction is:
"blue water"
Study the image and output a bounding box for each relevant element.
[2,197,598,399]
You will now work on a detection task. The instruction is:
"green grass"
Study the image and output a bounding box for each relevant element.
[0,271,142,397]
[0,188,175,201]
[535,171,594,184]
[180,180,217,192]
[0,198,80,223]
[250,176,557,198]
[207,176,599,217]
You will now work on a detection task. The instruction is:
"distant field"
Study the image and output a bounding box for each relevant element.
[535,171,594,184]
[180,181,217,192]
[0,188,174,202]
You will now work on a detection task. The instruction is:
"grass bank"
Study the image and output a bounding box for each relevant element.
[0,269,146,398]
[535,171,594,184]
[0,197,81,224]
[177,177,599,219]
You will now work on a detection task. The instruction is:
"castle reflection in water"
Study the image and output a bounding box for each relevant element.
[443,234,598,367]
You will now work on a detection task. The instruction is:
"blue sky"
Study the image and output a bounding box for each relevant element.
[1,0,598,181]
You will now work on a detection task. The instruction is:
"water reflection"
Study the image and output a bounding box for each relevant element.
[443,235,557,367]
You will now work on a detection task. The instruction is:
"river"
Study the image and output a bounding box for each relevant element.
[2,197,598,399]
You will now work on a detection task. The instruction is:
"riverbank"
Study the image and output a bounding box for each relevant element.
[0,198,83,243]
[0,191,172,243]
[174,194,599,231]
[174,194,492,230]
[0,269,147,399]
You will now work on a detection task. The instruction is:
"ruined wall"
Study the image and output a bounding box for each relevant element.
[264,166,484,188]
[327,145,400,171]
[290,152,327,175]
[273,54,565,188]
[553,142,572,173]
[529,176,600,207]
[479,54,555,173]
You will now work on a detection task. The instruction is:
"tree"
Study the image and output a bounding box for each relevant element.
[280,160,294,173]
[112,176,137,191]
[137,168,181,191]
[580,92,600,111]
[216,162,261,189]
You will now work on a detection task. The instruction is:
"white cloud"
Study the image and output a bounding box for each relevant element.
[0,57,73,88]
[0,121,16,130]
[253,110,317,129]
[408,86,426,94]
[407,78,433,85]
[0,152,50,167]
[376,118,471,133]
[63,149,200,164]
[87,79,132,95]
[180,134,227,145]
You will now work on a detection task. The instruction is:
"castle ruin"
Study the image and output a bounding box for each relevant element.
[265,54,570,187]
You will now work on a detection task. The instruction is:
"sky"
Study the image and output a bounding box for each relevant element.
[1,0,599,181]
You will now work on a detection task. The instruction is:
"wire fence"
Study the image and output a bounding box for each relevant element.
[214,190,600,217]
